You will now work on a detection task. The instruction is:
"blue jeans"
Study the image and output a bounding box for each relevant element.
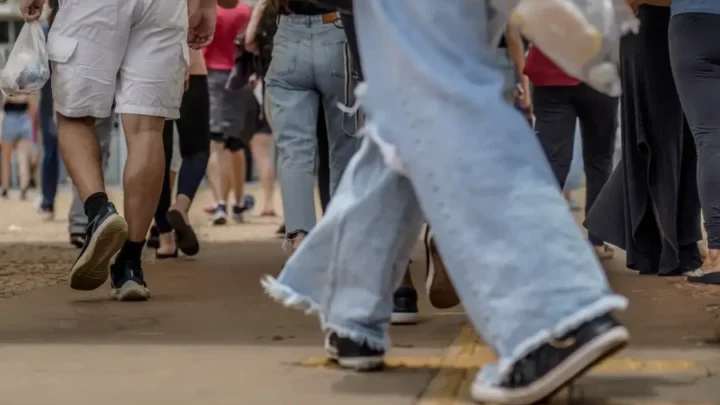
[263,0,626,385]
[265,14,359,236]
[40,111,59,210]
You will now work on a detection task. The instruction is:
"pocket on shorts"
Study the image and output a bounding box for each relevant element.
[47,34,79,64]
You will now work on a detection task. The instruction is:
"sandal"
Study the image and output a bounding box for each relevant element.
[166,210,200,257]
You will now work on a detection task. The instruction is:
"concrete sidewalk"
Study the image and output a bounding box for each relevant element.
[0,187,718,405]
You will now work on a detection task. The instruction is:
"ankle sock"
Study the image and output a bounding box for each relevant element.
[116,240,145,265]
[84,192,109,221]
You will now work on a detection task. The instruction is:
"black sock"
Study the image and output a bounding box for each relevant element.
[84,192,109,222]
[116,240,145,264]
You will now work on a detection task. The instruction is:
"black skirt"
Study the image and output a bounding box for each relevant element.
[584,5,702,275]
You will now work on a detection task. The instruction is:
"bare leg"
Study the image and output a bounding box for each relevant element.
[207,140,227,204]
[230,149,246,205]
[1,142,12,192]
[57,115,104,200]
[16,138,33,191]
[120,114,166,242]
[250,133,275,214]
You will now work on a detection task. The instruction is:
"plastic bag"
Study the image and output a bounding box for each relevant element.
[488,0,639,97]
[0,21,50,96]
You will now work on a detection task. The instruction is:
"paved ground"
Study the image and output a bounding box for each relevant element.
[0,186,718,405]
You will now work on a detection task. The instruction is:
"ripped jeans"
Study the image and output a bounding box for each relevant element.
[263,0,627,385]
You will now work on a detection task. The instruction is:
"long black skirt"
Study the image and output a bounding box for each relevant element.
[584,5,702,275]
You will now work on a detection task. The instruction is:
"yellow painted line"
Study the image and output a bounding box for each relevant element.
[297,324,711,404]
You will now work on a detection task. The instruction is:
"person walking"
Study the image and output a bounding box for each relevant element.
[262,1,630,404]
[19,0,218,301]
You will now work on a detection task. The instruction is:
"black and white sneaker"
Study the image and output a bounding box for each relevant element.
[324,331,385,371]
[69,202,128,291]
[471,313,630,405]
[391,287,420,325]
[110,260,150,301]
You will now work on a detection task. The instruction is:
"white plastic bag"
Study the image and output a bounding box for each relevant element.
[488,0,639,97]
[0,21,50,96]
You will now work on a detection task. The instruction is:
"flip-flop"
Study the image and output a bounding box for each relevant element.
[166,210,200,256]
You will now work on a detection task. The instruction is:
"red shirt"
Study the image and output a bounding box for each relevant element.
[203,4,252,71]
[523,46,581,87]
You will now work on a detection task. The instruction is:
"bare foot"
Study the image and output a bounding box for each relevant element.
[156,232,177,258]
[700,249,720,273]
[289,232,306,255]
[593,244,614,261]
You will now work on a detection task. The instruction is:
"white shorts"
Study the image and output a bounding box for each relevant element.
[48,0,189,119]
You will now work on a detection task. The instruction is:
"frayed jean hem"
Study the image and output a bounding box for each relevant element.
[477,294,629,385]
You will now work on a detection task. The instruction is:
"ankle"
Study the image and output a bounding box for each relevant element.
[116,240,145,265]
[84,192,109,221]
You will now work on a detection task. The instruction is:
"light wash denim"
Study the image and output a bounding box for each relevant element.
[265,14,359,236]
[68,115,114,234]
[565,123,585,190]
[263,0,627,386]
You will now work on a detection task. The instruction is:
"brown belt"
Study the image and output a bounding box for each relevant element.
[321,12,340,24]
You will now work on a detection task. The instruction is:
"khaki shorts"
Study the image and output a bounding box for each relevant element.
[49,0,189,119]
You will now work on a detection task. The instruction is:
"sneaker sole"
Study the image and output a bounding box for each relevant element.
[425,234,460,309]
[111,280,150,301]
[337,356,385,372]
[391,311,420,325]
[69,214,128,291]
[471,326,630,405]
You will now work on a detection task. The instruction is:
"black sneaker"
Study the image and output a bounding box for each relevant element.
[69,202,128,291]
[471,313,630,405]
[391,287,420,325]
[324,331,385,371]
[110,260,150,301]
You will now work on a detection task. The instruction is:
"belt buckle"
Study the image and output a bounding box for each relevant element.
[322,12,339,24]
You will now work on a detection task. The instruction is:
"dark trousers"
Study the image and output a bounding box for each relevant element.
[533,84,618,246]
[155,75,211,233]
[669,12,720,249]
[40,114,59,210]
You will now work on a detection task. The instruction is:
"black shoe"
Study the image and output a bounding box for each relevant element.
[391,287,420,325]
[166,210,199,256]
[69,202,128,291]
[110,260,150,301]
[324,331,385,371]
[0,188,7,198]
[146,225,160,249]
[471,313,630,405]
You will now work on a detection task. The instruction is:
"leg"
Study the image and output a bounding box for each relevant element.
[265,16,321,243]
[109,2,188,299]
[207,69,232,223]
[669,13,720,283]
[154,120,177,257]
[0,141,12,192]
[40,115,59,213]
[166,74,210,256]
[15,138,33,197]
[314,22,361,197]
[316,109,331,212]
[531,85,578,189]
[576,84,618,249]
[263,136,425,359]
[226,139,249,221]
[250,131,276,215]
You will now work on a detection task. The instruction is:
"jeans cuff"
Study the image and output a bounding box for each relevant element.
[478,294,628,386]
[261,275,321,316]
